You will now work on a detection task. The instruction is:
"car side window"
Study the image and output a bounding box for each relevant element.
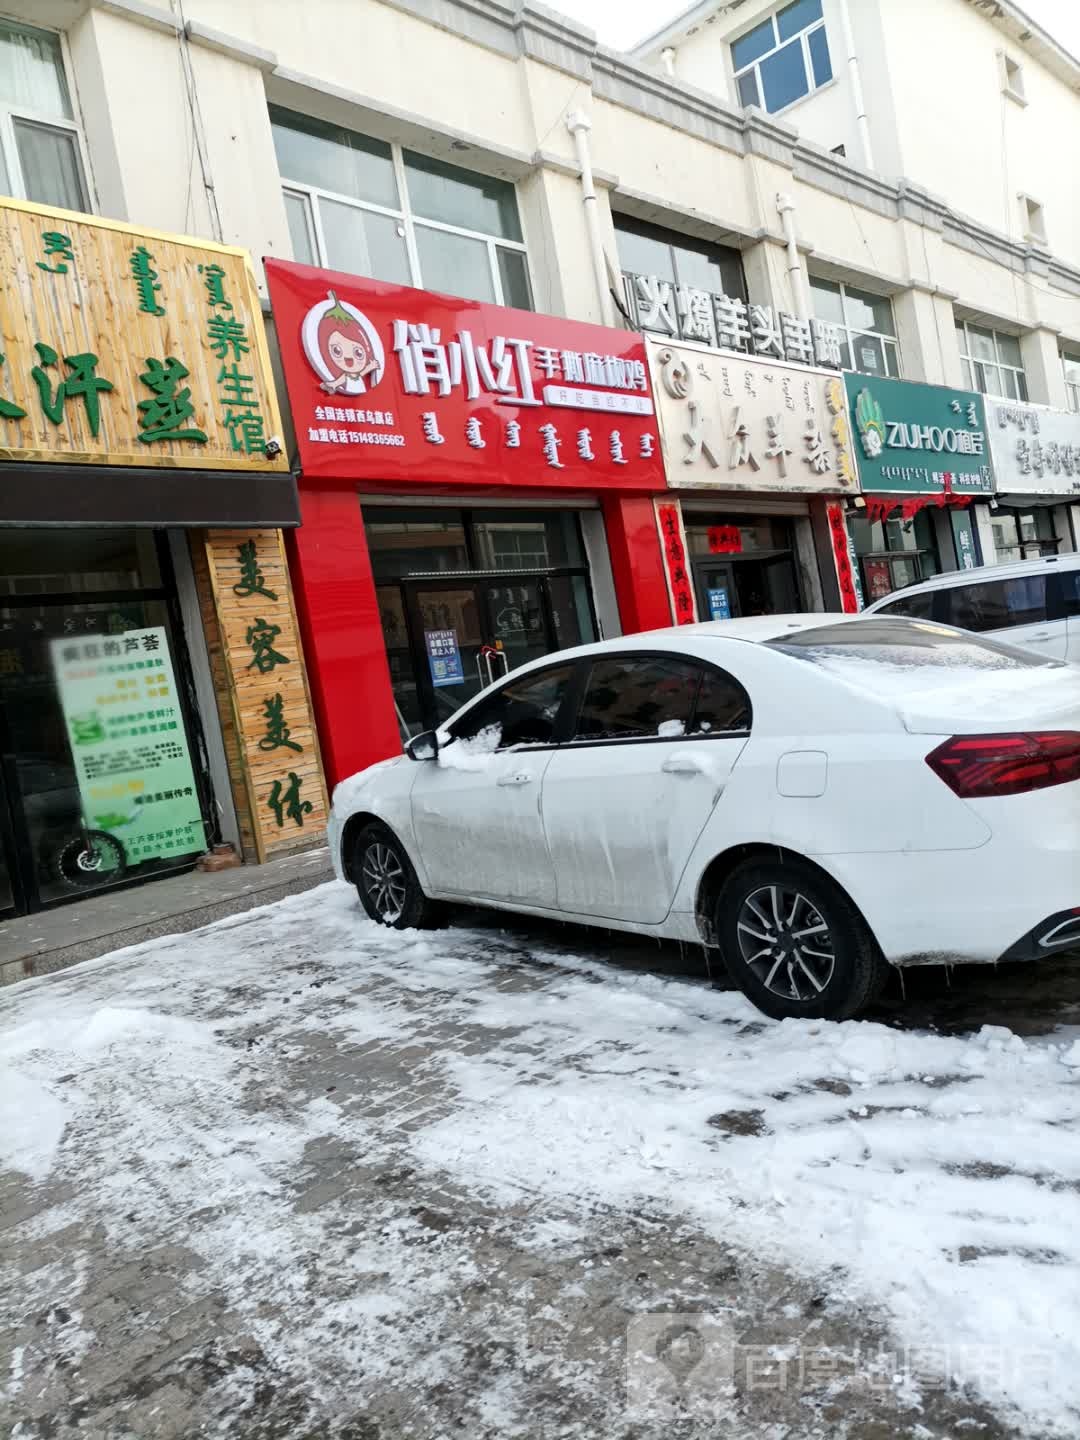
[875,591,935,621]
[939,575,1047,632]
[574,656,704,741]
[451,663,575,749]
[691,668,751,734]
[1053,569,1080,619]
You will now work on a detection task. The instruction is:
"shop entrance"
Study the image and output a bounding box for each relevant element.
[366,506,598,739]
[683,514,802,620]
[0,529,216,916]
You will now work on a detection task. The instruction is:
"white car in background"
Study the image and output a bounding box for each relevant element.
[863,552,1080,662]
[329,616,1080,1022]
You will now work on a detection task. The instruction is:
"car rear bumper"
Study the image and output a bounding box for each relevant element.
[822,846,1080,968]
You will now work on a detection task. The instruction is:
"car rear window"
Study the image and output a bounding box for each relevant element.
[766,619,1055,695]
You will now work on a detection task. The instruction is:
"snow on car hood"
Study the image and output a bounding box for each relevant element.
[332,755,404,812]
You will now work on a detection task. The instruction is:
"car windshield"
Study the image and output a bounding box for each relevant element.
[766,619,1057,696]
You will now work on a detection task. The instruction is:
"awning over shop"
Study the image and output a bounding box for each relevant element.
[0,463,300,528]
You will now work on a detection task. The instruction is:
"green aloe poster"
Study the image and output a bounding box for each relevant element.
[50,626,206,864]
[843,374,996,496]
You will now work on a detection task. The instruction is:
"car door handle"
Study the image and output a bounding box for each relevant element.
[661,754,704,775]
[497,772,533,786]
[1028,630,1053,640]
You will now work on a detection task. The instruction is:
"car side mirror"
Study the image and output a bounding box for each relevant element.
[405,729,439,762]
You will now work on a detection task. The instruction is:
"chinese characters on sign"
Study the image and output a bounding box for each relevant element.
[50,627,206,864]
[655,501,698,625]
[826,502,862,614]
[648,339,856,494]
[425,629,465,688]
[203,530,328,859]
[987,399,1080,496]
[266,261,666,493]
[625,272,844,370]
[844,375,994,498]
[0,197,285,469]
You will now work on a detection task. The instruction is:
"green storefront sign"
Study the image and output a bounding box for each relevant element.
[844,374,995,496]
[50,625,206,864]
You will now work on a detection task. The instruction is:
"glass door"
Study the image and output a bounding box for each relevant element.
[695,561,737,621]
[408,581,491,731]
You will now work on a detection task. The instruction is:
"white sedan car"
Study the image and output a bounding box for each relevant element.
[329,616,1080,1021]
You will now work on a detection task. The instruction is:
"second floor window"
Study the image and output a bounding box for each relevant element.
[732,0,832,115]
[1063,352,1080,413]
[615,215,746,344]
[810,277,900,377]
[270,106,531,309]
[956,321,1028,401]
[0,21,88,211]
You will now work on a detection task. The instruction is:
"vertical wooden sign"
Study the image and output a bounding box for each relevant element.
[200,530,329,860]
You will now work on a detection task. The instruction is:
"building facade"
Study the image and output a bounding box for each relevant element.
[1,0,1078,793]
[0,194,327,920]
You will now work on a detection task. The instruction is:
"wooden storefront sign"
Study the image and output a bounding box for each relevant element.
[199,530,328,860]
[0,196,286,471]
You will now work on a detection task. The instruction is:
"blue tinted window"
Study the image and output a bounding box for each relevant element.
[732,16,775,71]
[777,0,824,42]
[760,38,810,111]
[808,24,832,84]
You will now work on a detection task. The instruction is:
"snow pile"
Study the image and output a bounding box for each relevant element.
[3,884,1080,1435]
[438,724,503,771]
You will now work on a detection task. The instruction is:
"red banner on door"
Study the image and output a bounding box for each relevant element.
[707,524,742,554]
[655,500,698,625]
[826,500,861,614]
[265,259,665,492]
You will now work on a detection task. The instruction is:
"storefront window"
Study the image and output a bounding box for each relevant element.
[363,505,596,739]
[0,530,210,913]
[989,506,1059,563]
[849,509,941,600]
[809,277,901,377]
[270,106,532,308]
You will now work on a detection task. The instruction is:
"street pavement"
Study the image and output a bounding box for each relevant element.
[2,881,1079,1439]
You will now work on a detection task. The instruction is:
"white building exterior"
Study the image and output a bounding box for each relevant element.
[8,0,1080,590]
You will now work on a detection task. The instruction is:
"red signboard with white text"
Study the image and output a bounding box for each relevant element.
[265,259,665,492]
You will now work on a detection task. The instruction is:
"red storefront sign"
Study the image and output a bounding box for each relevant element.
[265,259,664,492]
[655,501,698,624]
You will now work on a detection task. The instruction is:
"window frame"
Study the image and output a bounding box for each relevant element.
[272,109,532,307]
[1061,350,1080,413]
[955,320,1029,401]
[731,1,833,116]
[0,22,91,211]
[561,650,753,749]
[809,276,902,378]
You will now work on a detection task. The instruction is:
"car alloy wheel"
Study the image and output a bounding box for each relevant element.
[735,884,836,1002]
[360,841,407,924]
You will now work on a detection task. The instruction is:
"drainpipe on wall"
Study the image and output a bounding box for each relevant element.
[837,0,874,171]
[566,111,615,327]
[776,193,810,320]
[660,46,677,77]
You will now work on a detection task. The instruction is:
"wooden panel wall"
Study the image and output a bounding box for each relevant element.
[196,530,329,861]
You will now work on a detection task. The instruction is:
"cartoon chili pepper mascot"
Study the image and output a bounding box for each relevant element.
[300,290,385,396]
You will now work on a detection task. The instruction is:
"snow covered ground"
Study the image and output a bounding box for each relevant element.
[2,881,1080,1438]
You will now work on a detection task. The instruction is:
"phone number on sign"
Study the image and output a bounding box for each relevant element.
[307,427,407,446]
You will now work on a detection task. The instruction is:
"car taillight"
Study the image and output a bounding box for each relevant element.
[926,732,1080,798]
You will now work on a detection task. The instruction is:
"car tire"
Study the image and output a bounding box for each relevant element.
[353,821,445,931]
[716,857,889,1022]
